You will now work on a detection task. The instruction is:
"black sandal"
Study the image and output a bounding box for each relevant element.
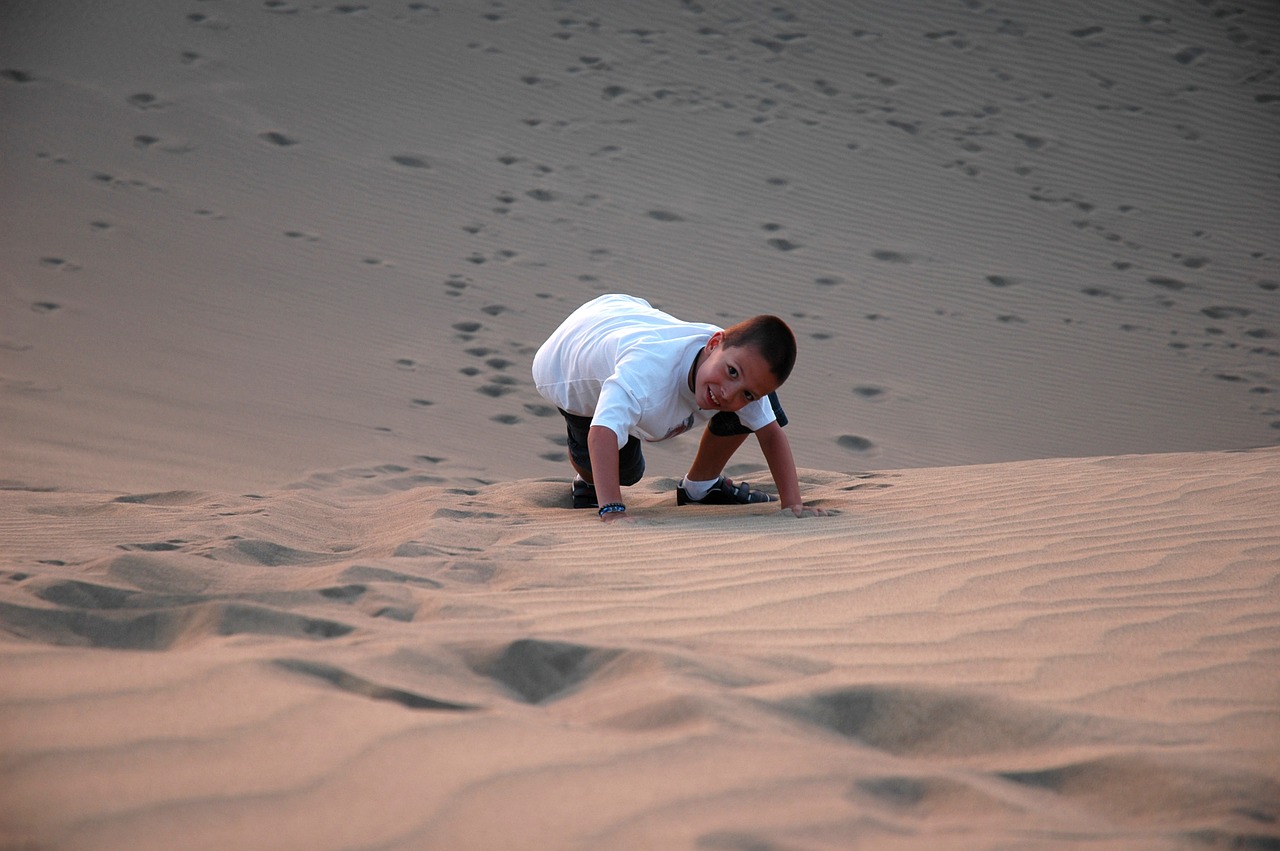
[572,477,598,509]
[676,476,776,506]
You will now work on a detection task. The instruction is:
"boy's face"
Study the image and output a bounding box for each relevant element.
[693,332,779,413]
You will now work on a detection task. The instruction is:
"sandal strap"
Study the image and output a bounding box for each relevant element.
[725,479,772,503]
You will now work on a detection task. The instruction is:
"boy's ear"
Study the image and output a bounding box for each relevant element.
[707,330,725,349]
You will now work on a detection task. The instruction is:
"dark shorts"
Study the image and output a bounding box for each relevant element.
[707,391,788,436]
[559,392,787,484]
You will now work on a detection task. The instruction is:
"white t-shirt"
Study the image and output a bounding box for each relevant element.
[532,294,776,448]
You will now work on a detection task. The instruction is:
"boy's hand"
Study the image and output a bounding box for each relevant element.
[782,504,828,518]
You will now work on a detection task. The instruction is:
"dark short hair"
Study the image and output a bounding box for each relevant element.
[722,315,797,385]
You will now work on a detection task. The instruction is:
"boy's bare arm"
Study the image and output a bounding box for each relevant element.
[755,422,826,517]
[587,426,630,521]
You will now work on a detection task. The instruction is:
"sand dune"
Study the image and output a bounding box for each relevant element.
[2,448,1278,848]
[1,0,1278,847]
[2,0,1277,492]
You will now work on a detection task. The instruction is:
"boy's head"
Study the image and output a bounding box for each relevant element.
[722,315,797,385]
[692,315,796,413]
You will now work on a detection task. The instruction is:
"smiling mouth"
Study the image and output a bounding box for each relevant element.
[707,387,720,408]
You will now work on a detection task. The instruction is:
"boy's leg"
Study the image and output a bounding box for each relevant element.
[559,410,644,508]
[685,429,751,481]
[679,393,786,505]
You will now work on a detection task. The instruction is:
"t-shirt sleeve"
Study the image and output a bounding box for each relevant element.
[591,375,644,449]
[735,396,777,432]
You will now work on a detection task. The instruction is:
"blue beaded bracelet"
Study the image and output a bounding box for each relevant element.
[598,502,626,517]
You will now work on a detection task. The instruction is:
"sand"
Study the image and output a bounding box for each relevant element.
[2,451,1278,849]
[1,0,1278,848]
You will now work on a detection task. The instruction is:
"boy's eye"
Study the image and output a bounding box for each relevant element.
[744,391,756,401]
[728,367,738,378]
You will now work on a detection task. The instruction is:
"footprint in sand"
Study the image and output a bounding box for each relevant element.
[259,131,298,147]
[119,541,187,552]
[772,684,1146,757]
[390,154,430,169]
[89,171,164,193]
[1147,276,1189,292]
[126,92,164,110]
[837,435,875,452]
[472,638,620,704]
[135,135,194,154]
[1174,46,1205,66]
[186,11,230,29]
[447,319,527,399]
[1201,306,1252,321]
[477,380,517,398]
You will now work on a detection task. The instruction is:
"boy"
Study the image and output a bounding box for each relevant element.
[532,293,826,523]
